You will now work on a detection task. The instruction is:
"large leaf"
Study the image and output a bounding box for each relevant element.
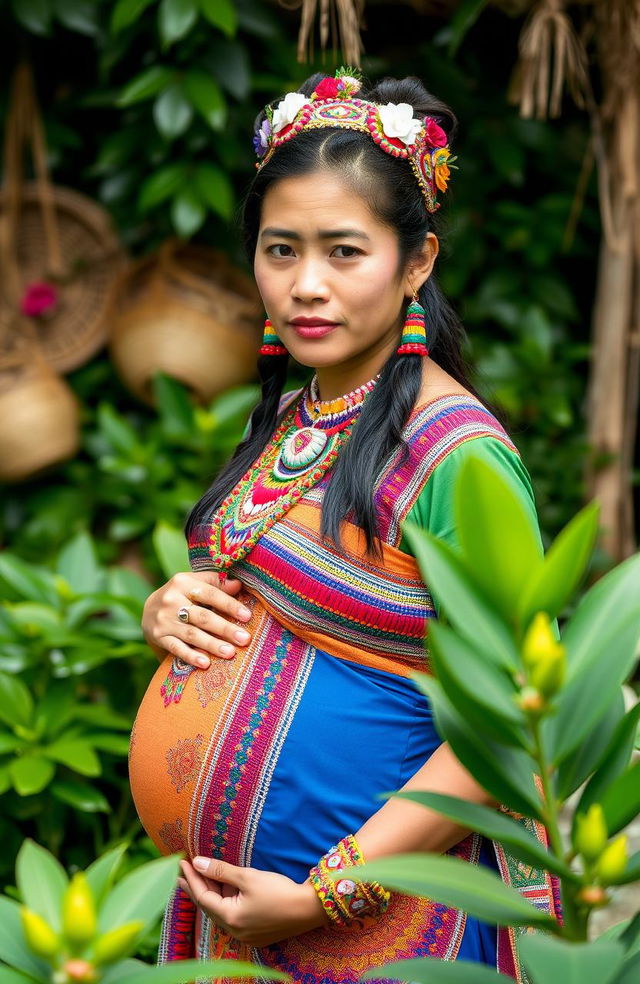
[428,622,528,747]
[152,522,189,579]
[555,689,625,799]
[171,188,205,237]
[138,164,187,212]
[599,759,640,836]
[518,934,624,984]
[0,672,33,729]
[117,65,174,106]
[454,456,543,621]
[0,554,59,606]
[183,71,227,130]
[402,523,518,672]
[577,701,640,814]
[413,673,543,819]
[123,960,287,984]
[615,953,640,984]
[153,85,193,139]
[152,373,194,438]
[43,738,101,777]
[110,0,155,33]
[15,839,68,932]
[51,778,111,812]
[616,851,640,885]
[362,958,509,982]
[393,791,576,880]
[85,842,128,907]
[337,854,556,927]
[57,531,102,595]
[54,0,99,35]
[517,502,600,625]
[195,163,233,219]
[11,0,52,34]
[447,0,490,57]
[200,0,237,37]
[99,855,182,934]
[10,757,55,796]
[0,967,44,984]
[158,0,197,45]
[0,897,49,979]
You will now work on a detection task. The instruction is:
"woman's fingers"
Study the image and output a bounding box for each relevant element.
[182,573,252,623]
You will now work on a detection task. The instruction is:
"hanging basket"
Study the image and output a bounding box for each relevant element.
[0,183,125,373]
[109,240,262,405]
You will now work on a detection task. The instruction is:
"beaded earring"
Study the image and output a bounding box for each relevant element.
[259,318,288,356]
[397,291,429,357]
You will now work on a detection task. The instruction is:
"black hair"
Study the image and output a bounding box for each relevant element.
[186,74,482,555]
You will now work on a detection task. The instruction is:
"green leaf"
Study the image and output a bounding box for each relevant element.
[518,934,624,984]
[152,372,195,437]
[171,188,206,237]
[72,704,132,731]
[138,164,187,212]
[15,839,68,933]
[413,673,543,819]
[57,531,102,595]
[616,850,640,885]
[97,403,140,456]
[0,896,49,980]
[339,854,556,927]
[199,0,237,36]
[158,0,197,45]
[43,738,102,777]
[194,163,233,219]
[5,602,63,637]
[517,502,600,625]
[402,523,518,672]
[110,0,155,33]
[117,66,174,107]
[152,521,189,579]
[123,960,287,984]
[0,554,59,606]
[9,756,55,796]
[153,84,193,139]
[454,456,543,621]
[0,967,44,984]
[11,0,52,34]
[447,0,489,56]
[392,791,576,881]
[183,70,227,130]
[51,778,111,812]
[556,689,625,799]
[599,759,640,836]
[428,621,527,747]
[362,958,509,982]
[577,701,640,814]
[99,855,181,934]
[85,842,129,907]
[53,0,98,34]
[83,732,130,755]
[615,953,640,984]
[0,672,34,729]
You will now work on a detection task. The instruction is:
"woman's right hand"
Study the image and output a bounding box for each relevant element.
[141,571,253,669]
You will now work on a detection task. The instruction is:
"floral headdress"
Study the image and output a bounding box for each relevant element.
[253,69,457,213]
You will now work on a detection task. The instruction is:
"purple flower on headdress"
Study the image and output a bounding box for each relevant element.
[253,118,271,157]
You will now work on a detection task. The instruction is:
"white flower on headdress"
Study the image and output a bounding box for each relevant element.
[272,92,309,133]
[378,102,423,146]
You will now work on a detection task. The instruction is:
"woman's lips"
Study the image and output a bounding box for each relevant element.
[289,319,338,338]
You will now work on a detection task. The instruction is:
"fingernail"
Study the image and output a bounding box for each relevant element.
[234,630,251,644]
[220,644,235,657]
[193,857,208,871]
[197,656,210,668]
[238,606,252,620]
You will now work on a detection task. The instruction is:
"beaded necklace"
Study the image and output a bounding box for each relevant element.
[207,372,380,569]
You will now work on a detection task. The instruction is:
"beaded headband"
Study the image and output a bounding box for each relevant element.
[253,70,457,213]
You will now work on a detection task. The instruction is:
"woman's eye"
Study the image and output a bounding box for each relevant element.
[268,244,294,257]
[332,245,361,258]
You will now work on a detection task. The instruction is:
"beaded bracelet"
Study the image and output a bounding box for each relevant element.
[309,834,391,927]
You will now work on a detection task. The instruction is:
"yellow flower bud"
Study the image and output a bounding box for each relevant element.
[574,804,608,862]
[62,873,97,952]
[522,612,564,671]
[61,959,97,982]
[517,686,547,716]
[20,907,60,959]
[576,885,608,908]
[529,647,566,698]
[596,835,628,885]
[92,921,144,966]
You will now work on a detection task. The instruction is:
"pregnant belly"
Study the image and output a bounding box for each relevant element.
[129,592,435,877]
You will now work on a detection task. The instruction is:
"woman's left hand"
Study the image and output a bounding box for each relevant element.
[178,857,329,946]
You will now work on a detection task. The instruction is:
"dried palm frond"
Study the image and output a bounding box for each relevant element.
[279,0,365,65]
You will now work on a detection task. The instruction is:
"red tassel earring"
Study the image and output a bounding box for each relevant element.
[397,291,429,357]
[259,318,288,356]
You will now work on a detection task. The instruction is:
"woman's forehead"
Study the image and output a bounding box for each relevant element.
[259,171,393,237]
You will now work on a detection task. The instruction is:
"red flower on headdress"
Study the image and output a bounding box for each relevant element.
[424,118,448,148]
[21,281,58,318]
[314,77,342,100]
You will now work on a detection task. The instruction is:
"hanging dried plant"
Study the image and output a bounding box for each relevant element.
[279,0,365,65]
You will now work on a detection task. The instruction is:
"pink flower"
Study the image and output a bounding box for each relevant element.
[21,281,58,318]
[314,77,341,99]
[424,118,448,148]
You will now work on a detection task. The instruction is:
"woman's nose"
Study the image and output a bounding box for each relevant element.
[291,259,330,303]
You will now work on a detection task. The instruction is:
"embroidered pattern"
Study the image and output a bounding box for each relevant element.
[166,734,205,793]
[195,660,237,707]
[161,657,195,707]
[159,818,187,854]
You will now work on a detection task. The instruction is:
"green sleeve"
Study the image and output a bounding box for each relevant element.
[398,437,543,614]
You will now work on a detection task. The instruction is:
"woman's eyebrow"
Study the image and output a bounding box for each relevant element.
[260,227,370,241]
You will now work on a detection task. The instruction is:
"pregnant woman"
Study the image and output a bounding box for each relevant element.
[129,70,560,982]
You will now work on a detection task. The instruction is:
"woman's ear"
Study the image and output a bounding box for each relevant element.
[404,232,439,295]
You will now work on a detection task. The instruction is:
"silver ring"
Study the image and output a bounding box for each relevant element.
[177,605,192,624]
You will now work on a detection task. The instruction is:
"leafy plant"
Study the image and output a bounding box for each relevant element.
[338,457,640,982]
[1,838,288,984]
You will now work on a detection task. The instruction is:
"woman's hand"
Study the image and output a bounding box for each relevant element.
[177,857,328,947]
[141,571,253,669]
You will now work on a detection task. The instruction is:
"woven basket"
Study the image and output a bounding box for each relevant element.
[109,240,262,405]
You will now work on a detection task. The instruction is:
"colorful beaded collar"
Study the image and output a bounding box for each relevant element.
[207,373,378,570]
[253,70,457,213]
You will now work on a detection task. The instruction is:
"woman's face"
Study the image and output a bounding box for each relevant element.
[254,170,436,375]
